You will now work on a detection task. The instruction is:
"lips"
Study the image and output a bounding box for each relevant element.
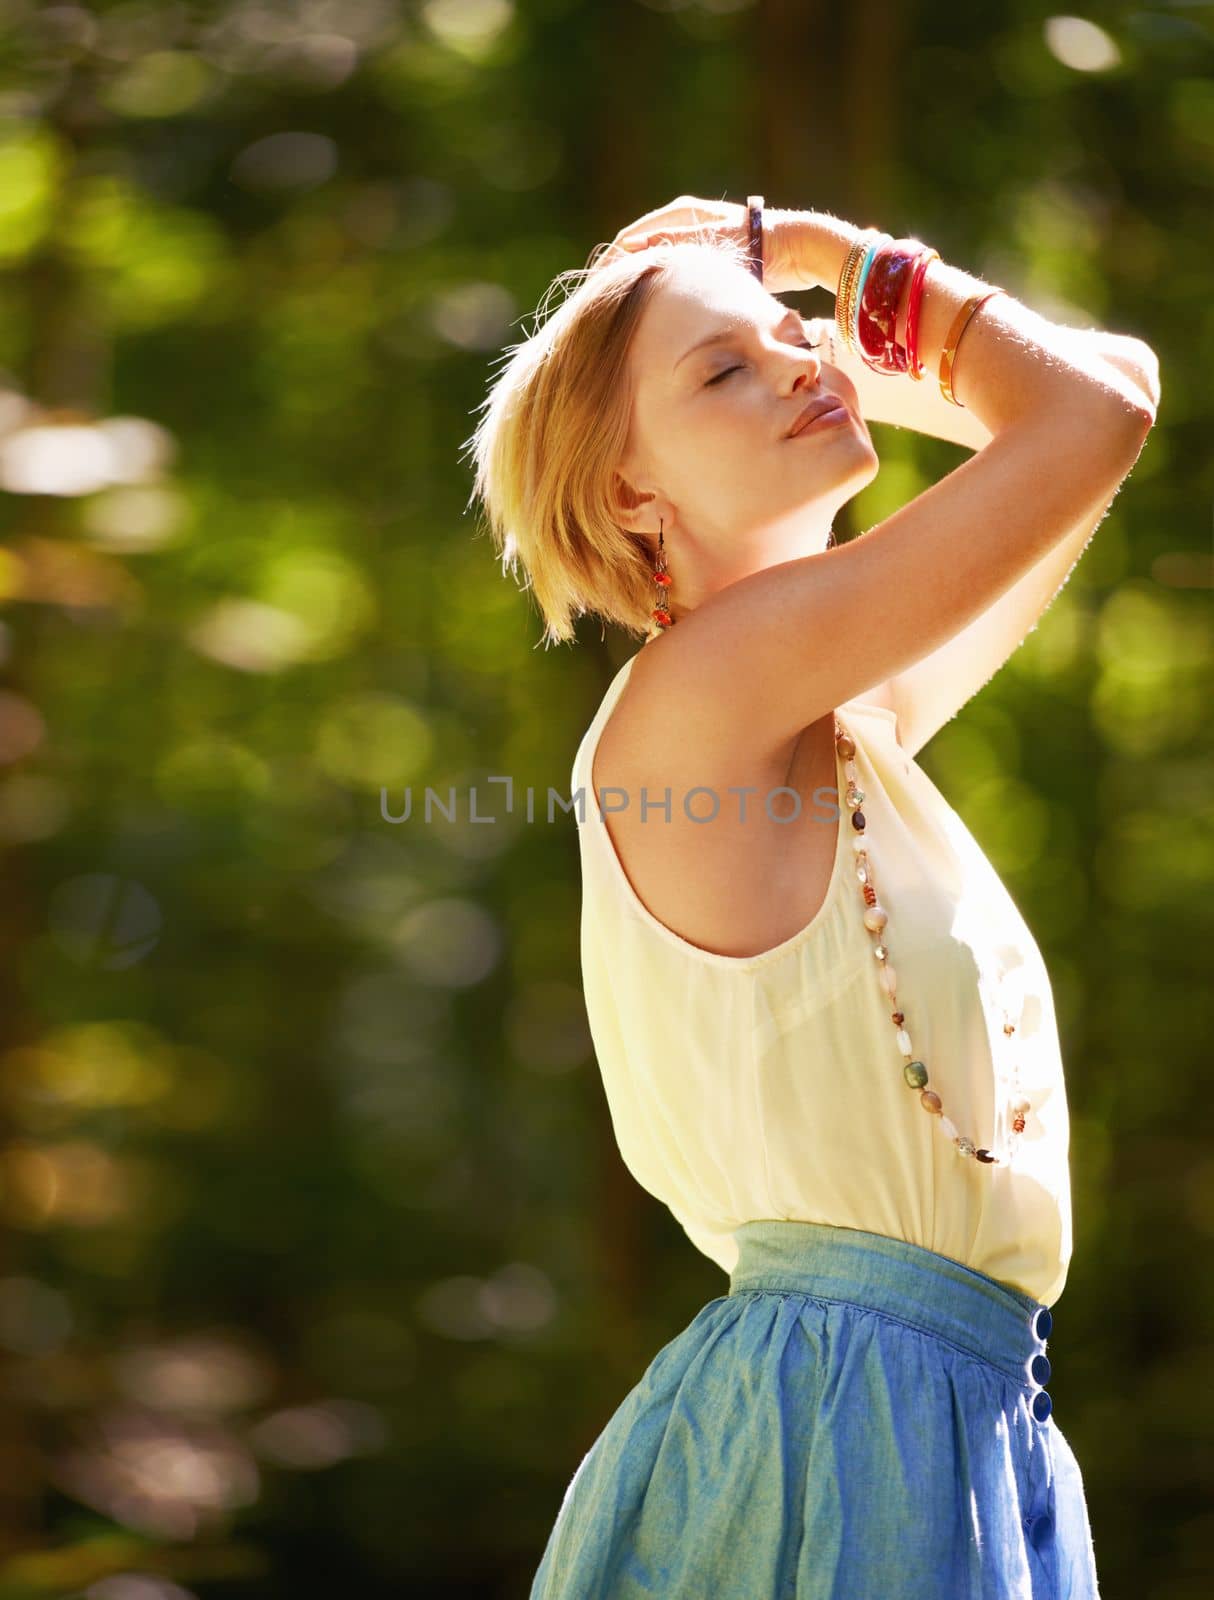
[786,393,848,439]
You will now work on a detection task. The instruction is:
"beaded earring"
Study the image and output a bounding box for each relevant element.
[651,518,673,630]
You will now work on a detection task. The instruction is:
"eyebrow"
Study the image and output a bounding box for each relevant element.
[673,306,802,374]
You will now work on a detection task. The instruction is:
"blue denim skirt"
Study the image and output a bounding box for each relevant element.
[529,1220,1101,1599]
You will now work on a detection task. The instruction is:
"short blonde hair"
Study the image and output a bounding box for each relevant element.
[462,230,753,648]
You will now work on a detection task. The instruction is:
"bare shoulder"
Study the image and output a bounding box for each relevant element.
[594,634,791,793]
[592,646,652,786]
[589,638,824,961]
[601,630,895,780]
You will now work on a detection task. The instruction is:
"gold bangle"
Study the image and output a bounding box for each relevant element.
[837,230,883,353]
[838,246,863,353]
[838,232,877,352]
[837,256,863,350]
[939,287,1005,406]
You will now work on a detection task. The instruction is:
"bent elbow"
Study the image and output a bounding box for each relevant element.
[1111,398,1157,467]
[1126,337,1162,412]
[1126,387,1158,439]
[1110,334,1162,417]
[1097,384,1157,453]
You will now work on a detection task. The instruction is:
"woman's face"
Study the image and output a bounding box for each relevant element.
[618,252,878,584]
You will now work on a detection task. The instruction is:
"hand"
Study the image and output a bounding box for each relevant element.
[602,195,816,295]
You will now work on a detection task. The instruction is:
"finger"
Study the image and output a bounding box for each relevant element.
[612,201,722,247]
[613,221,675,246]
[618,228,693,251]
[620,202,695,232]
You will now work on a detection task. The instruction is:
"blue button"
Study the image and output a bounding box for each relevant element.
[1030,1352,1051,1385]
[1026,1510,1054,1549]
[1032,1306,1053,1341]
[1031,1388,1052,1423]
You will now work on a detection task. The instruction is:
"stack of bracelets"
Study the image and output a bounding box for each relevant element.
[835,228,1005,407]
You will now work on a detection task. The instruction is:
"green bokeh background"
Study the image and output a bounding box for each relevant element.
[0,2,1210,1597]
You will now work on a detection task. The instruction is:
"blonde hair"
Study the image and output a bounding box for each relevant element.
[462,230,754,648]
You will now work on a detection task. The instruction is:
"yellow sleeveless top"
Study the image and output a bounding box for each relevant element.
[570,649,1074,1308]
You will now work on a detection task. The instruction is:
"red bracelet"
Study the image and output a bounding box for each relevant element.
[857,241,917,373]
[904,247,939,380]
[857,238,928,374]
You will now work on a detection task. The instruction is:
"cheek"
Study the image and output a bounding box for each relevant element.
[704,389,774,437]
[825,365,863,415]
[683,405,752,457]
[664,433,747,511]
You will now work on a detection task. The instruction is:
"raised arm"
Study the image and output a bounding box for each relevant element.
[812,312,1160,754]
[626,214,1157,769]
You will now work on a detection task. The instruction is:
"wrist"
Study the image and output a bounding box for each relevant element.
[775,209,865,292]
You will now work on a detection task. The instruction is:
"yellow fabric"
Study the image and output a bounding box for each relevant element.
[570,649,1073,1308]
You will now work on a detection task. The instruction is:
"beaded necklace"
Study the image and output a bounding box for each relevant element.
[832,714,1031,1167]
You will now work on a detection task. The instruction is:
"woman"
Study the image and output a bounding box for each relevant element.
[465,196,1158,1598]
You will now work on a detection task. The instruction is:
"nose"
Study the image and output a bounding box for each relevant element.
[789,346,824,394]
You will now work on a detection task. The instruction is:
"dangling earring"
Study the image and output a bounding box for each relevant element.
[651,517,674,630]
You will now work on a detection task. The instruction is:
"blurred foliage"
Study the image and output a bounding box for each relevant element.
[0,1,1209,1597]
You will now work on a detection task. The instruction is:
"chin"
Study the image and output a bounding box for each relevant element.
[843,444,880,492]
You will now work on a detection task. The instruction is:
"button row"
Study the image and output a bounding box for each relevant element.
[1027,1303,1053,1422]
[1023,1305,1056,1542]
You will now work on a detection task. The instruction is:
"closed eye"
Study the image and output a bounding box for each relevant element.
[704,338,820,388]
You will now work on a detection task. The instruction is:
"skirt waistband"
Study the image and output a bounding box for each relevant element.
[728,1220,1055,1393]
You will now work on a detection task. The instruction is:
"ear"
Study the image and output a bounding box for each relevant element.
[610,470,674,543]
